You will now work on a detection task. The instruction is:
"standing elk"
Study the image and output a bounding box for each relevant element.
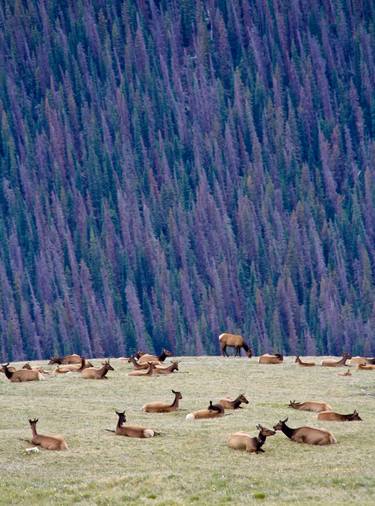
[219,333,252,357]
[228,425,276,453]
[273,417,336,445]
[28,419,68,450]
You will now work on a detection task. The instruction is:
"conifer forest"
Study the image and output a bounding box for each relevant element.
[1,0,375,360]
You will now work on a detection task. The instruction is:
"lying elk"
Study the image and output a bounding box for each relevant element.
[48,354,82,365]
[106,411,158,438]
[28,418,68,450]
[317,410,362,422]
[22,363,51,374]
[81,360,114,379]
[228,425,276,453]
[142,390,182,413]
[186,401,225,420]
[128,362,156,377]
[350,356,375,366]
[358,363,375,370]
[138,349,173,364]
[219,394,249,410]
[338,368,352,376]
[219,333,252,357]
[154,361,179,375]
[273,417,336,445]
[321,353,351,367]
[288,400,332,412]
[295,356,315,367]
[128,356,154,370]
[55,357,93,374]
[1,363,45,382]
[259,353,283,364]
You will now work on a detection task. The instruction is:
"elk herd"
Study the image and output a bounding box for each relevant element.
[0,332,372,456]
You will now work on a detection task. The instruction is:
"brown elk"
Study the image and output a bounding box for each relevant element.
[55,357,93,374]
[1,363,44,382]
[107,411,157,438]
[28,419,68,450]
[295,356,315,367]
[321,353,351,367]
[48,354,82,365]
[259,354,283,364]
[127,356,154,370]
[154,361,179,375]
[228,425,276,453]
[273,417,336,445]
[317,410,362,422]
[81,360,114,379]
[128,362,156,377]
[218,394,249,410]
[138,349,173,364]
[186,401,225,420]
[350,356,375,366]
[357,363,375,370]
[22,363,51,374]
[142,390,182,413]
[219,333,252,357]
[288,400,332,412]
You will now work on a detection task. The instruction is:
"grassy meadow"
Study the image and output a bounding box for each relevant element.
[0,356,375,505]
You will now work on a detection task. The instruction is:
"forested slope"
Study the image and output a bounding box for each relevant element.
[1,0,375,360]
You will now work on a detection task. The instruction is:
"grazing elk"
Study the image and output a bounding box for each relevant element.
[259,354,283,364]
[81,360,114,379]
[317,410,362,422]
[28,418,68,450]
[1,363,44,382]
[228,425,276,453]
[295,356,315,367]
[128,362,156,377]
[138,349,173,364]
[218,394,249,410]
[321,353,351,367]
[154,361,179,375]
[142,390,182,413]
[107,411,158,438]
[48,354,82,365]
[273,417,336,445]
[288,400,332,412]
[219,333,252,357]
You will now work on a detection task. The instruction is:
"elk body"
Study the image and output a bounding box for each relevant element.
[128,362,156,377]
[128,356,155,370]
[350,356,375,366]
[317,410,362,421]
[154,362,179,374]
[138,349,172,364]
[228,425,276,453]
[288,400,332,412]
[142,390,182,413]
[295,356,315,367]
[48,354,82,365]
[273,418,336,445]
[358,364,375,370]
[28,419,68,450]
[109,411,157,438]
[218,394,249,409]
[219,333,252,357]
[1,363,44,382]
[186,401,225,420]
[259,354,283,364]
[22,363,51,374]
[55,358,93,374]
[81,360,114,379]
[321,353,351,367]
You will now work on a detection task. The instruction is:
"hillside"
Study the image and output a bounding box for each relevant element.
[1,1,375,359]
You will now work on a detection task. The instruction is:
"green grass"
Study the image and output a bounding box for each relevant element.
[1,356,375,505]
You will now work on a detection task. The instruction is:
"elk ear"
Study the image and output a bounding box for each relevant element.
[282,417,288,423]
[172,389,176,394]
[256,424,261,430]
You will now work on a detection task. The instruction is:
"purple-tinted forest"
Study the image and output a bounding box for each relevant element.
[1,0,375,360]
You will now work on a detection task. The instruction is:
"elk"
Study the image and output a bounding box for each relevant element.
[127,356,154,370]
[218,394,249,410]
[350,356,375,366]
[186,401,225,420]
[1,363,44,382]
[138,349,173,364]
[317,410,362,422]
[142,390,182,413]
[228,425,276,453]
[154,361,179,374]
[338,368,352,376]
[107,411,157,438]
[55,357,93,374]
[259,353,283,364]
[28,419,68,450]
[288,400,332,412]
[128,362,156,377]
[48,354,82,365]
[321,353,351,367]
[295,356,315,367]
[219,333,252,357]
[273,417,336,445]
[358,363,375,370]
[22,363,50,374]
[81,360,114,379]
